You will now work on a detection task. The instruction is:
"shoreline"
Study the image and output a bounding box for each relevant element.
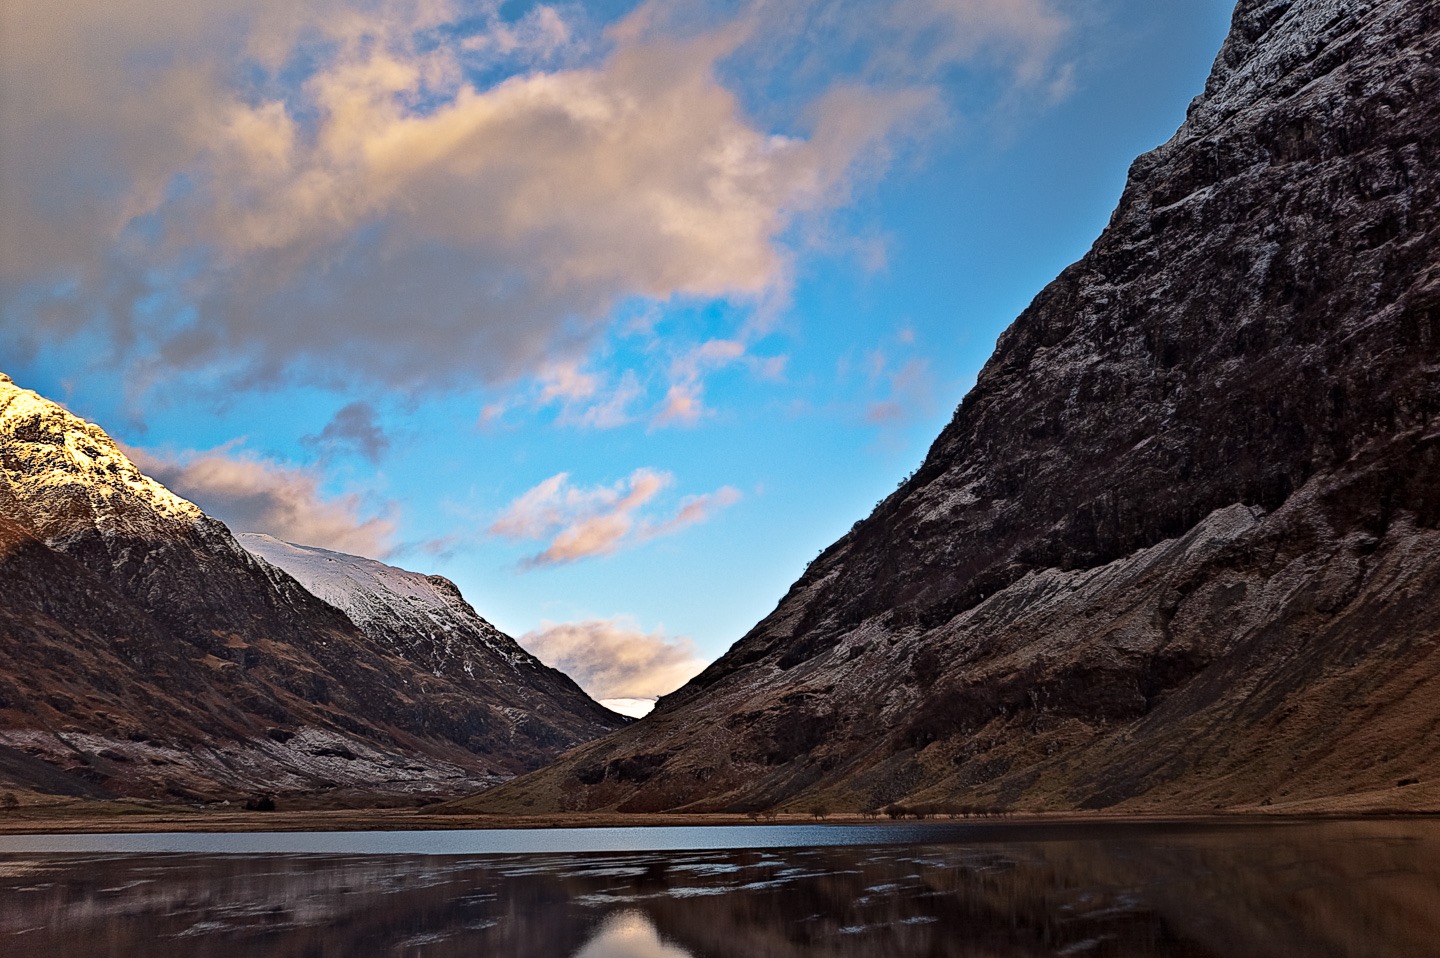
[0,803,1434,837]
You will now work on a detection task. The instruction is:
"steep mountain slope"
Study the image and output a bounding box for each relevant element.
[456,0,1440,815]
[0,373,621,800]
[239,533,619,730]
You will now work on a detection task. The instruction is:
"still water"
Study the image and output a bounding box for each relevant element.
[1,819,1434,957]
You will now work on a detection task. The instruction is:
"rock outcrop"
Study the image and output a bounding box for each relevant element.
[454,0,1440,815]
[0,373,621,801]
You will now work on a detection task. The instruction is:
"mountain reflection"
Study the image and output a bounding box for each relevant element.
[0,819,1435,957]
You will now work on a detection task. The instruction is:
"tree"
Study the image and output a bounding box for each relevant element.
[0,792,18,813]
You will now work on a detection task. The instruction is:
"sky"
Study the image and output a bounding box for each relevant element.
[0,0,1235,716]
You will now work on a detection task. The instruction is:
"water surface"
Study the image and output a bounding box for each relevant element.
[2,819,1433,957]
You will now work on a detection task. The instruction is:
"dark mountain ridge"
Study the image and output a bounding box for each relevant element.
[454,0,1440,815]
[0,373,622,800]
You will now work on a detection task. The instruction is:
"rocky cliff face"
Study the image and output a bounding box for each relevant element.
[456,0,1440,815]
[0,373,621,801]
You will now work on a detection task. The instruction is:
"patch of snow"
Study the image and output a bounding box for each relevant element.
[240,532,538,676]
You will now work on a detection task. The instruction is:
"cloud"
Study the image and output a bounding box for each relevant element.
[854,327,935,426]
[646,486,744,538]
[489,467,741,567]
[882,0,1072,84]
[518,618,707,702]
[0,0,1073,398]
[302,401,390,463]
[565,371,645,429]
[0,0,938,395]
[537,363,600,405]
[126,444,396,557]
[535,363,644,429]
[865,358,934,424]
[649,337,787,428]
[653,383,706,428]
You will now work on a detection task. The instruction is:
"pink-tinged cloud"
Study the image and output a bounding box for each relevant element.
[865,401,907,424]
[537,362,599,404]
[126,445,396,558]
[489,467,740,567]
[643,486,744,538]
[865,356,935,425]
[0,0,956,395]
[536,365,644,430]
[647,337,787,428]
[518,618,707,703]
[564,371,644,429]
[653,383,705,427]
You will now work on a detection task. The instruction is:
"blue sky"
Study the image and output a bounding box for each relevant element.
[0,0,1235,711]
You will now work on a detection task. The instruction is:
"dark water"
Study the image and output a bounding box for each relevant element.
[1,819,1435,957]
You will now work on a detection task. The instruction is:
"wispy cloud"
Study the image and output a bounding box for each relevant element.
[518,617,707,704]
[881,0,1072,84]
[866,357,934,424]
[489,468,741,567]
[127,444,396,557]
[534,362,645,429]
[650,338,788,428]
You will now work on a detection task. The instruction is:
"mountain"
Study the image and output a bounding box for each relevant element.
[238,533,621,734]
[0,372,621,801]
[453,0,1440,816]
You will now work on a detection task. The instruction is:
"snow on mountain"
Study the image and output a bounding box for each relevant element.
[240,533,536,678]
[0,372,624,800]
[0,372,205,539]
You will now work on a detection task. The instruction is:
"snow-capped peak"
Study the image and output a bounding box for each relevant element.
[240,533,536,675]
[0,372,204,539]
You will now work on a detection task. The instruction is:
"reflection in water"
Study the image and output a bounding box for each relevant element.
[0,819,1435,957]
[574,911,693,958]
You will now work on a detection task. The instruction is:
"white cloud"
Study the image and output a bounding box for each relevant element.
[519,618,707,702]
[489,467,740,566]
[127,445,396,557]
